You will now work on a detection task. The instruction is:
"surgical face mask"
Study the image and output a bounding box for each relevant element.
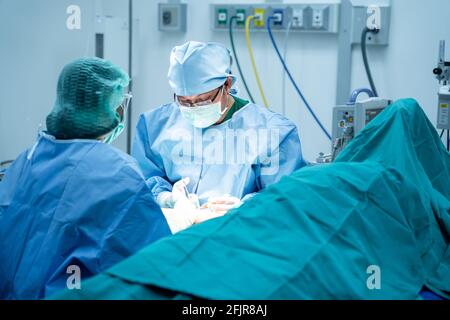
[103,122,124,144]
[103,93,132,144]
[178,87,228,128]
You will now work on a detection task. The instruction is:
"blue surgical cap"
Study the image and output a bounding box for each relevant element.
[168,41,236,96]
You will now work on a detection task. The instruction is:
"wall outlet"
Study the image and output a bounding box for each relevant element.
[254,8,265,27]
[272,9,284,26]
[218,8,228,25]
[292,8,304,28]
[158,3,187,32]
[351,4,391,45]
[236,9,246,25]
[312,8,324,29]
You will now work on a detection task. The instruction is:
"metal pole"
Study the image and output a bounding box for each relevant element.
[127,0,133,154]
[336,0,353,105]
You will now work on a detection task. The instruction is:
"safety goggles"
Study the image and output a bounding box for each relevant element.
[117,93,132,122]
[175,86,224,108]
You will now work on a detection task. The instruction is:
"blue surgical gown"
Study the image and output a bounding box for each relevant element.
[0,132,171,299]
[132,102,306,204]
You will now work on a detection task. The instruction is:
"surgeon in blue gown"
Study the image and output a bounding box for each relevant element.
[133,41,307,213]
[0,58,171,299]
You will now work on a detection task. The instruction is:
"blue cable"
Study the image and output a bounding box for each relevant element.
[267,16,331,141]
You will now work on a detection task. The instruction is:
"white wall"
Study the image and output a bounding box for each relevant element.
[0,0,97,161]
[351,0,450,124]
[131,0,450,161]
[1,0,449,162]
[0,0,130,161]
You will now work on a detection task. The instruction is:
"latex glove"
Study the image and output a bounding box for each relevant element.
[156,191,176,208]
[156,177,199,209]
[174,193,200,212]
[164,205,224,234]
[202,194,242,215]
[172,177,191,203]
[166,194,231,233]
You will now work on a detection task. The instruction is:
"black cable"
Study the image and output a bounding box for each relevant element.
[361,27,379,97]
[440,129,445,139]
[229,16,255,103]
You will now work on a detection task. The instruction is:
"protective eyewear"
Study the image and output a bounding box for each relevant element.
[175,86,224,108]
[118,93,132,122]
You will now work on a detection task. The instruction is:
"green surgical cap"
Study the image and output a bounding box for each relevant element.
[46,57,130,139]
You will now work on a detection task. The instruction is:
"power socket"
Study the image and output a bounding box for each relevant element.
[312,8,324,29]
[236,9,246,25]
[254,8,265,27]
[158,3,187,32]
[272,9,284,26]
[351,4,391,45]
[218,8,228,25]
[291,8,304,28]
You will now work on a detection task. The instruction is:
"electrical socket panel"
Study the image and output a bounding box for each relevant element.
[158,3,187,32]
[254,8,265,27]
[272,9,284,26]
[217,8,228,26]
[311,7,325,29]
[291,7,305,29]
[211,3,339,33]
[235,9,246,25]
[351,4,391,45]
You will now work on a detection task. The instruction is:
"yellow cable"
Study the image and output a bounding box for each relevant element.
[245,15,269,108]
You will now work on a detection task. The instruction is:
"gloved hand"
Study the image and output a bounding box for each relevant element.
[202,194,242,215]
[165,193,237,233]
[156,177,199,209]
[164,199,225,233]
